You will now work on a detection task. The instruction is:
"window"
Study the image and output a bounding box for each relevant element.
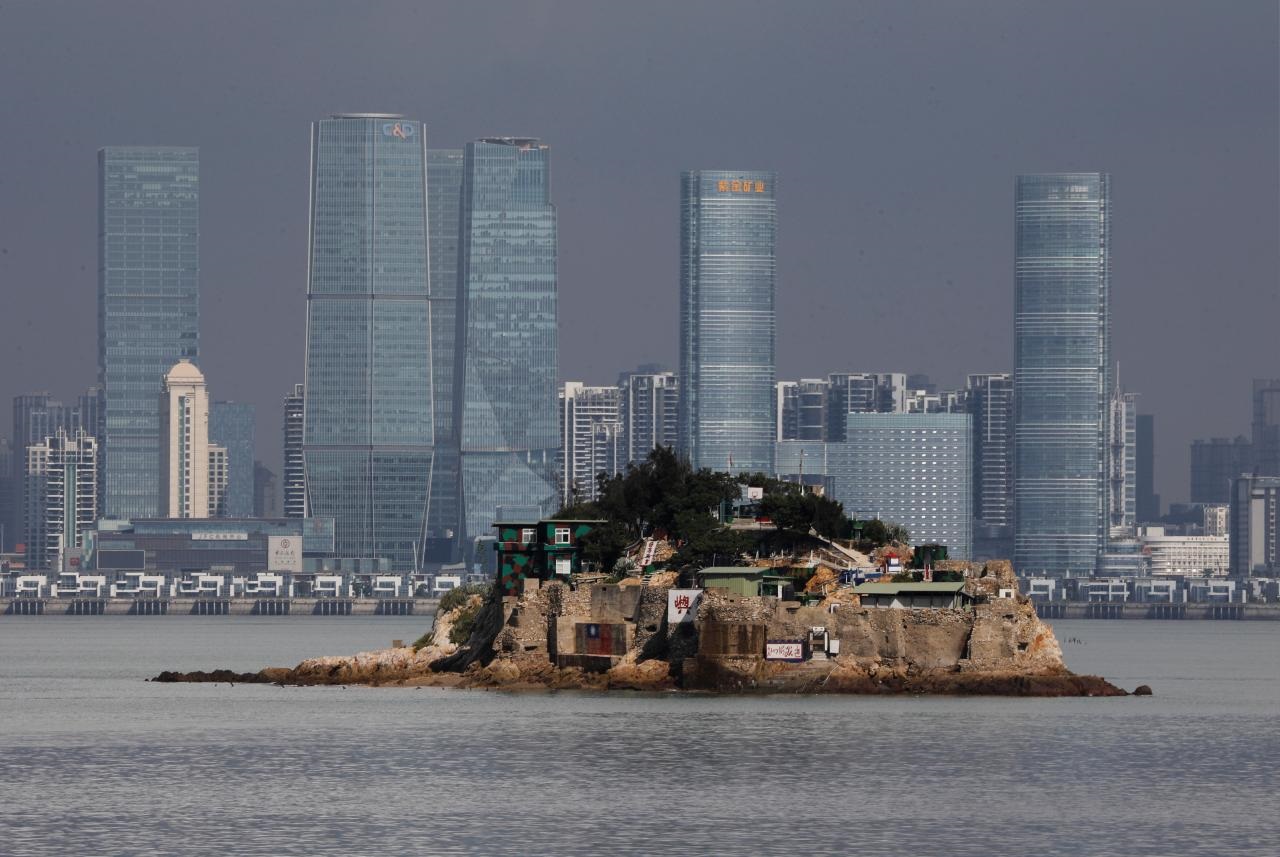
[521,528,535,544]
[554,527,571,545]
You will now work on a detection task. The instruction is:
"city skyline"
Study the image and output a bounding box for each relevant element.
[0,2,1276,512]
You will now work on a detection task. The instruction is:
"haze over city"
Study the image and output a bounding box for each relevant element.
[1,1,1276,507]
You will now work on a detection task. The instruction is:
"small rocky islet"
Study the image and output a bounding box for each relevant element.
[155,560,1131,697]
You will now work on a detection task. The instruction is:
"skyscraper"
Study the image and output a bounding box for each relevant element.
[24,428,97,571]
[679,170,777,474]
[1135,414,1159,522]
[1013,173,1110,577]
[98,147,199,519]
[425,149,464,562]
[775,379,830,442]
[209,401,255,517]
[302,114,434,568]
[1251,379,1280,476]
[455,138,559,557]
[618,367,679,466]
[1190,436,1253,505]
[159,360,213,519]
[282,384,306,519]
[965,373,1014,553]
[559,382,623,503]
[1107,387,1137,536]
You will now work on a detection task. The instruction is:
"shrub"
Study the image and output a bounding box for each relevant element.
[438,583,491,614]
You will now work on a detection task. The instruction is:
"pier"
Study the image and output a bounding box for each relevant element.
[1032,601,1273,620]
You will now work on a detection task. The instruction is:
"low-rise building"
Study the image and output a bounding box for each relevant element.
[853,581,972,609]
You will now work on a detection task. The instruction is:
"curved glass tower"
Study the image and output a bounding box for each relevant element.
[679,170,777,474]
[302,114,433,568]
[455,138,559,554]
[1013,173,1110,576]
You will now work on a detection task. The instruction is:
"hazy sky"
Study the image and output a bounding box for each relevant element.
[0,0,1276,506]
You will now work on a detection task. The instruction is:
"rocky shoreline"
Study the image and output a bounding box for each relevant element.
[153,561,1133,697]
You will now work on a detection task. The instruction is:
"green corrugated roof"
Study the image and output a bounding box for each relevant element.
[854,582,967,595]
[699,567,764,577]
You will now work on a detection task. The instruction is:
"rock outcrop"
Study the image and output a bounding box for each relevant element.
[155,562,1129,697]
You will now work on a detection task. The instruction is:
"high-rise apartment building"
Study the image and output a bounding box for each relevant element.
[1013,173,1110,576]
[282,384,306,519]
[776,379,830,442]
[24,429,98,571]
[159,360,213,519]
[455,138,559,556]
[826,373,908,440]
[425,149,465,562]
[253,462,277,518]
[302,115,434,568]
[618,368,679,466]
[679,171,777,474]
[1190,436,1253,505]
[559,383,623,503]
[99,147,199,519]
[209,401,255,518]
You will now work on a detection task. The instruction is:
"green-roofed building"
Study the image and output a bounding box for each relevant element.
[853,581,971,609]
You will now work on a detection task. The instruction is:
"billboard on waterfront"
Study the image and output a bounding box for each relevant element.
[267,536,303,572]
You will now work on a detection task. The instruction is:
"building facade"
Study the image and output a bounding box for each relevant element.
[1135,413,1159,522]
[965,374,1014,550]
[1013,173,1110,577]
[1252,379,1280,476]
[99,147,199,519]
[679,170,777,475]
[1108,388,1137,536]
[826,373,908,441]
[455,138,560,557]
[302,114,434,568]
[24,429,98,571]
[776,379,830,442]
[282,384,306,519]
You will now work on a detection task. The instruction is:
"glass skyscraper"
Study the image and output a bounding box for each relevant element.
[679,170,777,474]
[455,138,559,557]
[98,147,199,519]
[302,114,433,568]
[209,401,255,518]
[425,149,463,561]
[1013,173,1110,577]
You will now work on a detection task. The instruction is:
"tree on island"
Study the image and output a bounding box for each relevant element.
[554,447,908,573]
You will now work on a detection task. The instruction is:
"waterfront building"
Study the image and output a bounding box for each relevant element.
[618,367,679,465]
[1136,414,1159,522]
[1013,173,1111,577]
[776,379,829,442]
[24,429,98,571]
[159,360,213,519]
[282,384,306,519]
[425,149,465,563]
[678,170,777,475]
[302,114,434,568]
[1229,474,1280,575]
[455,137,560,558]
[99,146,199,519]
[1137,526,1229,577]
[1252,379,1280,476]
[208,444,229,517]
[86,516,336,576]
[1190,436,1253,505]
[559,383,623,503]
[209,401,255,518]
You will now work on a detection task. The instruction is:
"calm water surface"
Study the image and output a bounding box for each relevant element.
[2,616,1277,856]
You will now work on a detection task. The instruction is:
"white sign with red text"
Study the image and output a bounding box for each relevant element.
[667,589,703,624]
